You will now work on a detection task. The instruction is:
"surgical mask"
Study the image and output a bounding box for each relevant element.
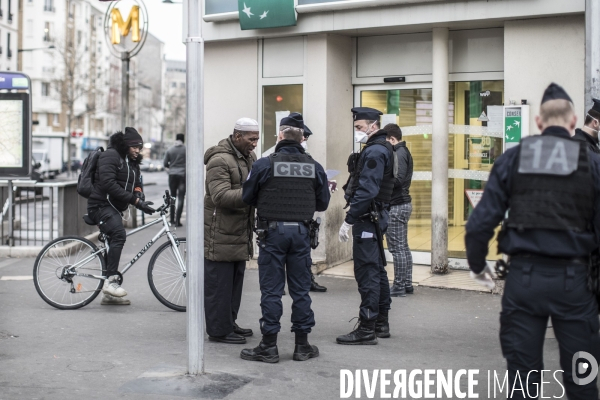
[587,114,600,134]
[301,141,308,149]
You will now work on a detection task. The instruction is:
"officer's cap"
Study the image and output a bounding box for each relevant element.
[588,98,600,119]
[351,107,383,121]
[541,83,573,105]
[303,124,313,138]
[234,117,259,132]
[280,112,304,129]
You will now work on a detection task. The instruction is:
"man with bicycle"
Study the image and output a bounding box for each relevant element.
[87,128,156,305]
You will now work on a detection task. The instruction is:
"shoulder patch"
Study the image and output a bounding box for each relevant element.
[367,159,378,169]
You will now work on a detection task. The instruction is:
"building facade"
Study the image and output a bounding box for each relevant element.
[0,0,18,71]
[201,0,588,269]
[164,59,186,142]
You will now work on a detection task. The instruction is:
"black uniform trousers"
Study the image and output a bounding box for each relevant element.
[501,258,599,399]
[168,174,186,224]
[257,222,314,335]
[204,258,246,337]
[88,205,126,278]
[352,213,392,322]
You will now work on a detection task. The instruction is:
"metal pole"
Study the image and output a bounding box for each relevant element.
[121,52,130,128]
[586,0,600,110]
[185,0,205,375]
[431,27,449,274]
[7,181,13,246]
[49,186,54,241]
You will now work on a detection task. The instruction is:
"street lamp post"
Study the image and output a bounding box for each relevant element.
[184,0,205,375]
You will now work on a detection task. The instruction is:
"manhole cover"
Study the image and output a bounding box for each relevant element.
[67,361,114,372]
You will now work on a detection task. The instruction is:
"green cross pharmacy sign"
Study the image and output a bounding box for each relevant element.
[238,0,297,30]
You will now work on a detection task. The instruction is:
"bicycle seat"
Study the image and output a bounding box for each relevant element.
[83,214,96,226]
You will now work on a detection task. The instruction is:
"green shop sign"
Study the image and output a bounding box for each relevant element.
[238,0,297,30]
[504,107,522,143]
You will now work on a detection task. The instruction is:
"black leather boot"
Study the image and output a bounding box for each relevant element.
[310,273,327,292]
[240,334,279,363]
[293,332,319,361]
[375,311,390,338]
[208,332,246,344]
[336,319,378,345]
[233,322,253,337]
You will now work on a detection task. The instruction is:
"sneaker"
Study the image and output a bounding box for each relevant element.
[336,319,378,345]
[390,284,406,297]
[405,285,414,294]
[102,278,127,297]
[240,341,279,363]
[100,293,131,305]
[293,343,319,361]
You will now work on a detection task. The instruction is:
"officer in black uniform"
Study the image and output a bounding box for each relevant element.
[337,107,395,345]
[300,122,328,293]
[241,113,330,363]
[465,83,600,399]
[573,98,600,154]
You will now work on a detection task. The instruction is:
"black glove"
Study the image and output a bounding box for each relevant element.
[136,200,155,215]
[134,191,145,202]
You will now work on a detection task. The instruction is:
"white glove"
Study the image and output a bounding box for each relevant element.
[470,264,497,290]
[338,222,353,242]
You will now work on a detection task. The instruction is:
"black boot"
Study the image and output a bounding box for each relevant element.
[310,273,327,292]
[208,332,246,344]
[390,284,406,297]
[240,334,279,363]
[405,284,414,294]
[375,311,390,339]
[336,319,378,345]
[293,332,319,361]
[233,322,253,337]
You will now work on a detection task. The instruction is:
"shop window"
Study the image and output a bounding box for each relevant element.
[262,84,303,154]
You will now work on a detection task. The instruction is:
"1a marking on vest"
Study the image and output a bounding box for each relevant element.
[273,162,315,178]
[519,136,579,176]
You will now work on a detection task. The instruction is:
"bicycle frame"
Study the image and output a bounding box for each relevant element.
[70,212,186,281]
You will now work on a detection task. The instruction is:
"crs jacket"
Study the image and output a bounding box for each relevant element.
[87,132,142,212]
[204,136,256,262]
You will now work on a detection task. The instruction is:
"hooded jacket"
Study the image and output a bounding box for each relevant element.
[204,137,256,262]
[87,132,142,212]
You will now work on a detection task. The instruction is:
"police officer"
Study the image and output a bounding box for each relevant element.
[465,83,600,399]
[241,113,330,363]
[573,98,600,154]
[300,121,328,293]
[337,107,395,345]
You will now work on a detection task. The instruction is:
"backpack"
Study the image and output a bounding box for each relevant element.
[77,147,104,198]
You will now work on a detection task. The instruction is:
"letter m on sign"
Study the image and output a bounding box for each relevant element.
[111,6,140,45]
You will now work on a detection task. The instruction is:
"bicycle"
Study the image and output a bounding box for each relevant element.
[33,190,187,311]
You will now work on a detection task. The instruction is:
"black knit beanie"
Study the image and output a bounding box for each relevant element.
[123,127,143,148]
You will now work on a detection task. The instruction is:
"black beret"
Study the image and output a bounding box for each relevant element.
[280,112,304,130]
[541,83,573,104]
[351,107,383,121]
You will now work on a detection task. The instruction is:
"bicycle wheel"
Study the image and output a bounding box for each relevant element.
[33,235,106,310]
[148,237,187,312]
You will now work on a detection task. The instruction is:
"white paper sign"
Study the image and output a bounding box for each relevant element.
[465,189,484,209]
[487,106,504,134]
[275,111,290,137]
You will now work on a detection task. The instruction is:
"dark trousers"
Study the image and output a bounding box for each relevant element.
[257,222,314,335]
[88,205,126,277]
[204,258,246,337]
[352,215,391,321]
[500,258,600,399]
[168,174,186,223]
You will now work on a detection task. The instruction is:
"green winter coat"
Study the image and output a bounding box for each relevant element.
[204,137,256,262]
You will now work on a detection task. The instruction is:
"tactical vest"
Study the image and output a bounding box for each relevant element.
[345,140,395,204]
[256,152,317,222]
[505,135,594,232]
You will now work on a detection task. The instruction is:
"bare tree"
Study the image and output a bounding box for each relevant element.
[164,93,186,140]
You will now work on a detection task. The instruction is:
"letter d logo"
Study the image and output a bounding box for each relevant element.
[572,351,598,386]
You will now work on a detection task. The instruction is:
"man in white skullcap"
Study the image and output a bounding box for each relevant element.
[203,118,260,344]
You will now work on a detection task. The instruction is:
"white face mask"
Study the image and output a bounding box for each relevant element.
[354,122,376,143]
[587,114,600,134]
[301,141,308,149]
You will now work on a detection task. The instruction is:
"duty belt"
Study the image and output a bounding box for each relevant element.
[257,220,301,230]
[512,253,589,266]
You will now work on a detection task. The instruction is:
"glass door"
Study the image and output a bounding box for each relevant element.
[355,81,504,265]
